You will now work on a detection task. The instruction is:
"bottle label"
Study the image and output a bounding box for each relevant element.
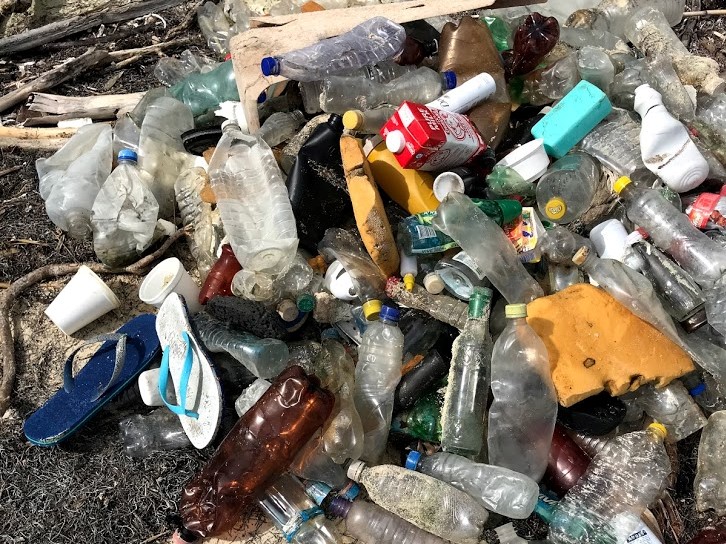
[503,207,541,263]
[452,251,486,279]
[280,506,323,542]
[415,225,438,240]
[624,524,662,543]
[687,193,726,229]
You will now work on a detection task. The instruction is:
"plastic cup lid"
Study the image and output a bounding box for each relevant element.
[505,303,527,318]
[433,172,465,202]
[386,131,407,154]
[405,450,422,470]
[545,197,567,220]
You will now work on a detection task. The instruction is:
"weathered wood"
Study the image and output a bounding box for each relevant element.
[0,0,188,55]
[0,137,72,150]
[0,123,109,149]
[230,0,544,132]
[0,49,111,113]
[27,91,143,119]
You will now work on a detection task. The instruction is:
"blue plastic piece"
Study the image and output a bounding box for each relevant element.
[689,382,706,396]
[340,482,360,501]
[261,57,281,76]
[442,71,457,91]
[531,80,612,159]
[405,450,422,470]
[118,149,138,162]
[380,305,401,323]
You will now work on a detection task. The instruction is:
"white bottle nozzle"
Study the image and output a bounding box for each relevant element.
[633,84,664,118]
[216,101,249,133]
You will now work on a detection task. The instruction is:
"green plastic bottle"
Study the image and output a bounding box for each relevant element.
[170,60,240,117]
[482,16,512,52]
[391,386,445,442]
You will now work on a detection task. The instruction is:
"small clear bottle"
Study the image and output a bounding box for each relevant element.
[636,381,707,441]
[535,152,600,224]
[258,110,306,147]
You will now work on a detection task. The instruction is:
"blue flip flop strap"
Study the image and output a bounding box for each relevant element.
[63,333,128,402]
[158,331,199,419]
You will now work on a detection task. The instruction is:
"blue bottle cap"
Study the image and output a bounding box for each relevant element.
[689,382,706,396]
[379,305,400,323]
[442,71,457,90]
[339,481,361,501]
[118,149,138,162]
[405,450,422,470]
[261,57,280,76]
[257,90,267,103]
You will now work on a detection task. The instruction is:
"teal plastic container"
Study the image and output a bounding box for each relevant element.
[531,80,612,159]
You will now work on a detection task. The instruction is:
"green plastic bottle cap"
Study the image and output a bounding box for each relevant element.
[495,199,524,224]
[468,287,492,318]
[297,293,315,313]
[505,303,527,318]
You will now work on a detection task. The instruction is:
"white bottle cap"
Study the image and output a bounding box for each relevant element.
[277,299,299,322]
[433,171,466,202]
[589,219,629,261]
[633,84,663,118]
[386,131,407,154]
[423,272,445,294]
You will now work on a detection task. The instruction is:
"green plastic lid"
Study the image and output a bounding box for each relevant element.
[468,287,493,318]
[494,199,523,224]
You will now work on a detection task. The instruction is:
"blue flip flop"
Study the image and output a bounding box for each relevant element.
[24,314,160,446]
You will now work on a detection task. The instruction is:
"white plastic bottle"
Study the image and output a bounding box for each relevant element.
[426,72,496,113]
[634,84,708,193]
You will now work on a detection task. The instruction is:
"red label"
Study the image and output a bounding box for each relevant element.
[688,193,721,228]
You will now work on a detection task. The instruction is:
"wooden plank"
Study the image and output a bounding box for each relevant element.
[27,91,144,118]
[230,0,543,132]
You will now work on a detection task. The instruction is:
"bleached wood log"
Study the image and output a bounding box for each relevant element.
[27,91,144,120]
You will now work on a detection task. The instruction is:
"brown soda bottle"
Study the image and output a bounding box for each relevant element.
[502,12,560,80]
[198,244,242,305]
[543,423,591,496]
[438,16,512,149]
[174,365,335,542]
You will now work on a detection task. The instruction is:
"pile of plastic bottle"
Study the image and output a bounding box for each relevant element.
[32,0,726,542]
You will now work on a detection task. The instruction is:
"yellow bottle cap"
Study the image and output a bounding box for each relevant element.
[403,273,415,292]
[505,303,528,318]
[613,176,632,194]
[362,299,382,321]
[648,422,668,440]
[545,197,567,221]
[343,110,364,130]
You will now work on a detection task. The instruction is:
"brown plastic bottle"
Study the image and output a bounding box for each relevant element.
[502,13,560,80]
[174,366,335,542]
[438,16,512,149]
[687,524,726,544]
[543,423,591,496]
[198,244,242,305]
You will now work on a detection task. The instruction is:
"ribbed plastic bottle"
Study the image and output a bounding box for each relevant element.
[440,288,492,458]
[353,305,404,463]
[91,149,159,268]
[119,408,192,457]
[328,497,448,544]
[258,473,342,544]
[548,424,671,544]
[342,107,395,134]
[636,382,707,441]
[614,177,726,287]
[488,303,557,481]
[535,152,601,224]
[258,110,306,147]
[406,451,539,519]
[36,123,113,240]
[347,461,489,544]
[261,17,406,82]
[208,102,298,300]
[503,12,560,80]
[169,59,240,116]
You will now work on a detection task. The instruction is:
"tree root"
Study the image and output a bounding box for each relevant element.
[0,228,187,417]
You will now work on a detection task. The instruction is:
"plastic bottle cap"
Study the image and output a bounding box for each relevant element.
[386,131,407,154]
[403,273,415,292]
[297,293,315,313]
[362,299,382,320]
[405,450,422,470]
[277,299,299,322]
[442,70,457,90]
[380,304,400,323]
[648,422,668,440]
[496,200,524,225]
[571,246,590,266]
[505,303,527,318]
[260,57,280,76]
[545,197,567,220]
[423,272,445,294]
[433,171,466,202]
[118,148,138,162]
[468,287,492,318]
[689,382,706,396]
[613,176,632,195]
[347,460,366,482]
[343,110,364,130]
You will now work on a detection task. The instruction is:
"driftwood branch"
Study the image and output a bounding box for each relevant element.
[26,91,143,120]
[0,228,187,417]
[107,36,193,67]
[0,122,113,149]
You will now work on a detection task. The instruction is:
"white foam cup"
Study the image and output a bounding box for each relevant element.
[138,257,201,314]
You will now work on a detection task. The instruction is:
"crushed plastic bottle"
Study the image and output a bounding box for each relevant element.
[636,381,707,441]
[169,60,240,117]
[535,151,600,224]
[695,410,726,515]
[119,408,192,457]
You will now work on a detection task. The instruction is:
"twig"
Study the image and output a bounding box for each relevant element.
[0,166,21,177]
[0,228,187,417]
[140,530,171,544]
[164,0,204,40]
[108,36,193,60]
[683,9,726,16]
[40,21,160,50]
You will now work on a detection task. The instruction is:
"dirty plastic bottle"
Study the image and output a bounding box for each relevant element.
[119,408,192,457]
[614,177,726,287]
[535,152,600,224]
[169,60,240,117]
[342,107,395,133]
[353,305,404,463]
[696,413,726,514]
[634,85,708,193]
[433,192,544,304]
[520,53,581,106]
[261,17,406,81]
[328,497,448,544]
[406,451,539,519]
[548,424,671,544]
[209,102,298,300]
[577,46,615,94]
[581,0,685,39]
[687,524,726,544]
[503,13,560,80]
[259,110,306,147]
[37,123,113,240]
[545,424,591,497]
[347,461,489,544]
[488,303,557,481]
[174,366,334,542]
[196,1,230,56]
[91,149,159,268]
[258,473,342,544]
[198,244,242,304]
[636,382,707,441]
[386,277,469,331]
[704,277,726,339]
[441,288,492,458]
[234,378,271,416]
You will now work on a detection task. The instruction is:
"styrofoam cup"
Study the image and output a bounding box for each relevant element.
[139,257,201,314]
[496,138,550,183]
[45,265,121,335]
[590,219,629,261]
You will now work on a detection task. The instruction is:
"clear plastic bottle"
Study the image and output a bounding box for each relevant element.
[697,93,726,141]
[441,288,492,458]
[636,381,707,441]
[291,436,349,489]
[577,46,615,94]
[488,303,558,481]
[342,107,395,133]
[695,410,726,515]
[112,114,140,159]
[539,226,592,264]
[406,451,539,519]
[36,123,113,240]
[91,149,159,268]
[704,276,726,338]
[644,54,696,122]
[138,97,195,219]
[196,1,230,56]
[258,473,342,544]
[193,312,290,379]
[584,0,685,39]
[548,424,671,544]
[260,17,406,82]
[347,461,489,544]
[119,408,192,457]
[258,110,306,147]
[535,152,601,224]
[169,60,240,117]
[353,305,404,463]
[154,49,217,87]
[614,176,726,287]
[234,378,271,416]
[209,103,299,300]
[328,497,448,544]
[385,276,470,330]
[433,192,544,304]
